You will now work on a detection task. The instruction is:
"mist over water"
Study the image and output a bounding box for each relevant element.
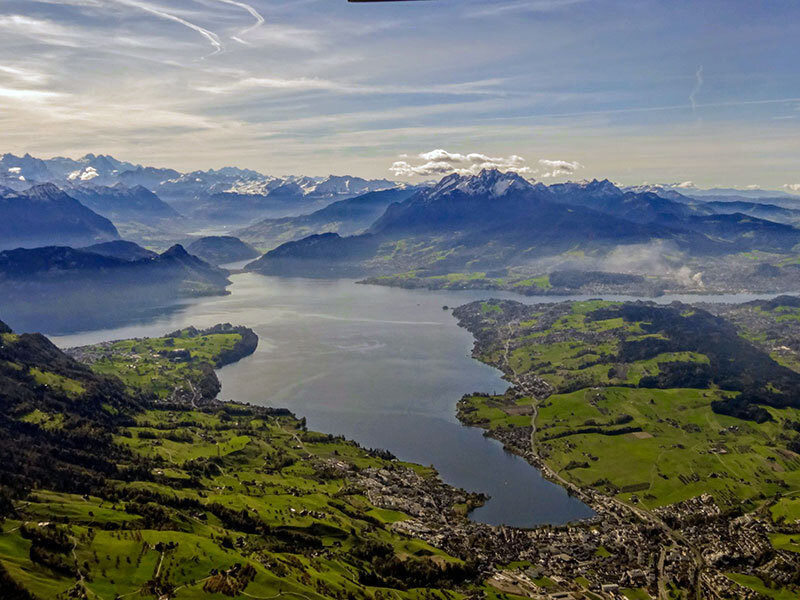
[42,274,793,527]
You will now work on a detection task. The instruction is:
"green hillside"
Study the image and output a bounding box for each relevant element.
[0,320,486,600]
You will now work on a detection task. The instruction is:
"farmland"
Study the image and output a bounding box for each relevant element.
[453,298,800,597]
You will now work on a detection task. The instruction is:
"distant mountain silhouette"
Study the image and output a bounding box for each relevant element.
[238,187,416,249]
[81,240,158,261]
[66,183,179,222]
[0,184,119,250]
[0,243,229,294]
[186,236,260,265]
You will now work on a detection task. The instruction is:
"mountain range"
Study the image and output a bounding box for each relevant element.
[4,151,800,293]
[0,152,408,251]
[0,152,401,227]
[0,243,228,291]
[64,182,179,222]
[237,187,418,249]
[246,170,800,278]
[0,243,231,333]
[0,184,120,250]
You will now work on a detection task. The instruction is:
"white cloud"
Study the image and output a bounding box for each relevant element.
[68,166,99,181]
[744,184,761,190]
[197,76,346,94]
[195,76,507,97]
[389,149,531,177]
[674,181,696,189]
[0,86,62,103]
[0,64,49,84]
[214,0,265,44]
[785,184,800,193]
[111,0,223,57]
[0,14,81,46]
[466,0,588,18]
[232,25,323,50]
[689,65,703,114]
[538,158,582,178]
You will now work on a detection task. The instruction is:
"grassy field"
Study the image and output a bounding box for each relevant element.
[536,387,800,507]
[771,496,800,523]
[29,367,86,398]
[461,383,800,508]
[455,299,800,509]
[365,271,556,294]
[2,406,485,599]
[73,327,244,400]
[725,573,799,600]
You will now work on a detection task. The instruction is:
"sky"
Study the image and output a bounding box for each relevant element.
[0,0,799,189]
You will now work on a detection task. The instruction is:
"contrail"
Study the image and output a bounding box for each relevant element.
[689,65,703,113]
[213,0,265,44]
[113,0,223,57]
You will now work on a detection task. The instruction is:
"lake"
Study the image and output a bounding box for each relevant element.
[30,275,793,528]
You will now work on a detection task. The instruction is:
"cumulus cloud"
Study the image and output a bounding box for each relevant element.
[674,181,696,189]
[389,149,531,178]
[68,166,99,181]
[537,158,582,178]
[785,184,800,193]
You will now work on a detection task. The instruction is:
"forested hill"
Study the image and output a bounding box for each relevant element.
[0,319,141,498]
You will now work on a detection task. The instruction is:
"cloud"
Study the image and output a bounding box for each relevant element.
[785,184,800,193]
[0,86,62,103]
[214,0,265,44]
[196,76,507,96]
[0,64,49,84]
[0,14,81,46]
[466,0,588,18]
[389,149,531,177]
[537,158,582,178]
[674,181,696,189]
[232,24,321,50]
[197,76,347,94]
[689,65,703,114]
[68,166,99,181]
[112,0,223,57]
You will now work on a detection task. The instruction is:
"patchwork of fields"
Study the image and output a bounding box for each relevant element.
[454,298,800,598]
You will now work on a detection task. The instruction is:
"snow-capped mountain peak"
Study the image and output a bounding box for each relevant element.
[430,168,534,199]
